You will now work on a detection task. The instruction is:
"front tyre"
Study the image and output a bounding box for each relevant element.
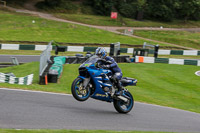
[113,91,134,114]
[71,77,91,101]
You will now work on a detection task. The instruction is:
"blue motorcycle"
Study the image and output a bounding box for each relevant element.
[71,55,137,113]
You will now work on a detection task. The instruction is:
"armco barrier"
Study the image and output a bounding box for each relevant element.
[135,56,200,66]
[0,73,34,85]
[0,43,200,55]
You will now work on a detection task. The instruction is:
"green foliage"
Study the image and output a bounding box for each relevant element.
[117,2,137,18]
[86,0,114,16]
[176,0,200,21]
[36,0,79,13]
[145,0,175,21]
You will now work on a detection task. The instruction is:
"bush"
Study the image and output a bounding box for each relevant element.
[145,0,175,22]
[118,3,137,18]
[36,0,79,13]
[85,0,113,16]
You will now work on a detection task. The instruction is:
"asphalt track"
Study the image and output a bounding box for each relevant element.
[0,88,200,132]
[0,55,40,63]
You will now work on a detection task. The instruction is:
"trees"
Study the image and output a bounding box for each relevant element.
[145,0,176,21]
[36,0,200,22]
[176,0,200,21]
[86,0,114,16]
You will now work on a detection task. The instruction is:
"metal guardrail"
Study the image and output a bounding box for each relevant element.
[39,41,52,76]
[0,0,6,7]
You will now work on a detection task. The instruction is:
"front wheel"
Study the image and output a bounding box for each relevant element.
[113,91,134,114]
[71,77,91,101]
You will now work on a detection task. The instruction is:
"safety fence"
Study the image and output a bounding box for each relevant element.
[135,56,200,66]
[0,73,34,85]
[39,42,52,76]
[0,43,200,55]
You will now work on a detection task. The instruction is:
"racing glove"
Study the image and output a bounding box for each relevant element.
[102,65,110,69]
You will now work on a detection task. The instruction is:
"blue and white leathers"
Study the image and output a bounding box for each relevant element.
[71,55,137,113]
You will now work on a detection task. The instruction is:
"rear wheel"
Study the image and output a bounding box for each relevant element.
[113,91,134,113]
[71,77,91,101]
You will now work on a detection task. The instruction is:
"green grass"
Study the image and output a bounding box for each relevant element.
[0,129,180,133]
[0,62,199,113]
[55,13,200,28]
[0,9,168,46]
[133,30,200,49]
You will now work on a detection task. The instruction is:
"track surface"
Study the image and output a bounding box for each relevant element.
[0,55,40,63]
[0,88,200,132]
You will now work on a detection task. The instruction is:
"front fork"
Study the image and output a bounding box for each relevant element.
[78,76,91,94]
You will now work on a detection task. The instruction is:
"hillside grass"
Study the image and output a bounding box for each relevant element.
[0,62,199,113]
[0,9,168,46]
[134,30,200,49]
[55,13,200,28]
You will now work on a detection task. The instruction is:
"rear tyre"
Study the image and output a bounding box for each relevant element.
[71,77,91,101]
[113,91,134,114]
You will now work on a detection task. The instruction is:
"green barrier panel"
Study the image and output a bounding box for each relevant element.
[49,56,66,78]
[84,47,98,52]
[120,48,127,53]
[184,60,198,66]
[53,63,62,67]
[155,58,169,64]
[0,44,1,49]
[19,45,35,50]
[170,50,183,55]
[198,51,200,55]
[54,56,66,64]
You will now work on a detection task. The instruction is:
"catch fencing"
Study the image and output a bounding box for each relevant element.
[39,41,52,76]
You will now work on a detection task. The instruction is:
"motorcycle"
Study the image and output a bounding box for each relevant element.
[71,55,137,113]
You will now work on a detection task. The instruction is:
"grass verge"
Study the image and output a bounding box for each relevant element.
[133,30,200,49]
[0,62,199,113]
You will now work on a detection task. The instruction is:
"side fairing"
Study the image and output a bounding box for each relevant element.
[87,68,112,102]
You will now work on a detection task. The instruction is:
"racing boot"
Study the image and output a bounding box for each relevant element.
[115,81,123,96]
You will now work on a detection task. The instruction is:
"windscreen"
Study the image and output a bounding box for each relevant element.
[79,55,100,67]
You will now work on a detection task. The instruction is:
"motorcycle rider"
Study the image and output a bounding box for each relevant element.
[95,47,123,96]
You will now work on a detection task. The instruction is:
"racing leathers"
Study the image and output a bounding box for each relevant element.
[103,56,123,94]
